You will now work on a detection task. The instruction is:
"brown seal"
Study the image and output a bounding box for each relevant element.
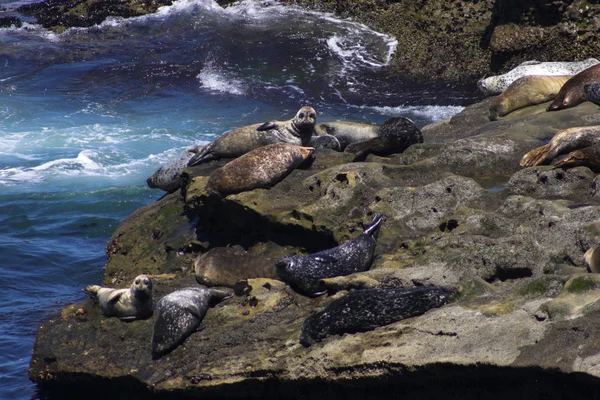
[195,247,277,287]
[547,64,600,111]
[313,121,379,150]
[520,125,600,167]
[188,106,317,166]
[553,142,600,171]
[489,75,571,120]
[206,143,314,195]
[585,246,600,273]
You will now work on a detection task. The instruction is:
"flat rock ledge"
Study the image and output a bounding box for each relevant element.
[30,99,600,399]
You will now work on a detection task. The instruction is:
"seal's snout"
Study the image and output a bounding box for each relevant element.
[146,176,156,188]
[275,258,292,279]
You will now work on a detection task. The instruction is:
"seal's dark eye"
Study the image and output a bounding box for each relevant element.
[298,113,304,118]
[135,279,140,284]
[143,279,149,285]
[310,113,315,119]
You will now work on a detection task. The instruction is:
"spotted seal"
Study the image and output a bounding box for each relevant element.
[187,106,317,166]
[520,125,600,167]
[344,117,423,162]
[488,75,571,120]
[300,286,454,346]
[584,82,600,106]
[477,59,599,96]
[151,287,232,359]
[83,274,153,320]
[276,214,383,297]
[547,64,600,111]
[206,143,314,195]
[146,147,196,193]
[307,134,341,151]
[553,143,600,171]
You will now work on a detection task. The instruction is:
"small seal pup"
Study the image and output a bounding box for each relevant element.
[553,143,600,172]
[146,147,196,193]
[300,286,454,346]
[151,287,232,359]
[206,143,314,195]
[584,82,600,106]
[344,117,423,162]
[276,214,383,297]
[547,64,600,111]
[477,58,599,96]
[187,106,317,166]
[585,246,600,273]
[488,75,572,120]
[520,125,600,167]
[83,274,153,320]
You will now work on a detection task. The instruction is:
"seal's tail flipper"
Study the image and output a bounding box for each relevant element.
[187,143,215,167]
[345,137,381,162]
[553,151,585,170]
[520,143,551,167]
[83,285,100,297]
[363,213,384,238]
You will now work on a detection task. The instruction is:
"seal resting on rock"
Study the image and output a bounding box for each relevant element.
[477,59,599,96]
[313,121,379,150]
[187,106,317,166]
[206,143,314,195]
[151,287,232,359]
[520,125,600,167]
[585,246,600,273]
[584,82,600,106]
[83,274,153,320]
[299,286,454,346]
[195,247,277,287]
[547,64,600,111]
[488,75,571,120]
[344,117,423,162]
[147,147,196,193]
[553,143,600,172]
[276,214,383,297]
[307,134,341,151]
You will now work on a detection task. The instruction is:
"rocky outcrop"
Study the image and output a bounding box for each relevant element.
[29,98,600,398]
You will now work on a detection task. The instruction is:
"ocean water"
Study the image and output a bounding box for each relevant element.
[0,0,481,398]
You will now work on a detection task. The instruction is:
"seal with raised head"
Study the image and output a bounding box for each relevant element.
[84,274,153,320]
[488,75,572,120]
[276,214,384,297]
[553,143,600,171]
[520,125,600,167]
[547,64,600,111]
[206,143,314,195]
[151,287,232,359]
[187,106,317,166]
[300,286,454,346]
[477,59,599,96]
[344,117,423,162]
[584,82,600,106]
[146,147,196,193]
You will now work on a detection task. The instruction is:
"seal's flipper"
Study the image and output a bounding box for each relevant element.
[187,143,215,166]
[107,291,124,305]
[313,255,337,265]
[195,324,206,333]
[83,285,100,297]
[520,143,551,167]
[363,213,384,237]
[345,137,381,162]
[256,122,277,131]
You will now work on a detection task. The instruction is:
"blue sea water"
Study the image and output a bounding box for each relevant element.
[0,0,481,398]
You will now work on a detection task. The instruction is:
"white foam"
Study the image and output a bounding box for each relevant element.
[364,105,465,122]
[197,61,245,95]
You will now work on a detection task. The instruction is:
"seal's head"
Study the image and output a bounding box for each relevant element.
[293,106,317,132]
[131,274,152,298]
[275,256,297,282]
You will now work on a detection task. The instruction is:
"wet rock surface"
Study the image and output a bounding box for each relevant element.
[29,98,600,398]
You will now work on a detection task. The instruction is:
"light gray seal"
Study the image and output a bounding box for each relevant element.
[477,58,599,96]
[276,214,383,297]
[313,121,379,150]
[299,286,454,346]
[83,274,153,320]
[146,147,196,193]
[307,134,341,151]
[151,287,232,359]
[187,106,317,166]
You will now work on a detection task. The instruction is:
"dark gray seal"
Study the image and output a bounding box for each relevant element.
[344,117,423,161]
[146,148,195,193]
[300,286,454,346]
[187,106,317,166]
[151,287,232,359]
[83,274,153,320]
[276,214,383,297]
[584,82,600,106]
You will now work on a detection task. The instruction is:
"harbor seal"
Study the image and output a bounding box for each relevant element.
[547,64,600,111]
[187,106,317,166]
[83,274,153,320]
[307,134,341,151]
[195,247,277,287]
[344,117,423,162]
[206,143,314,195]
[299,286,454,346]
[553,143,600,172]
[313,121,379,150]
[584,82,600,106]
[585,246,600,273]
[520,125,600,167]
[276,214,383,297]
[151,287,232,359]
[477,58,599,96]
[146,147,196,193]
[488,75,572,120]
